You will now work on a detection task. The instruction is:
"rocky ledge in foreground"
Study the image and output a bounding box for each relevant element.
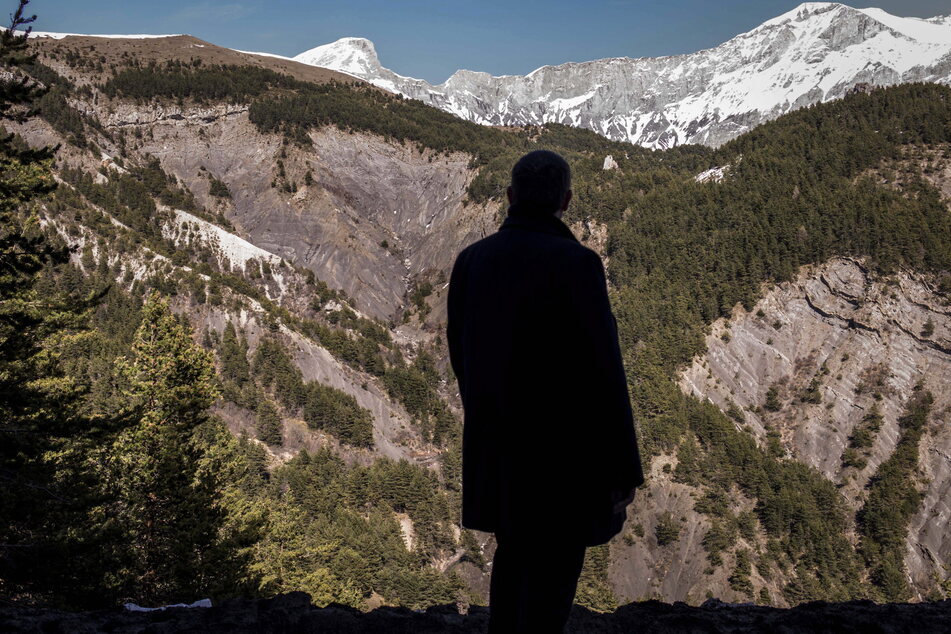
[3,593,950,633]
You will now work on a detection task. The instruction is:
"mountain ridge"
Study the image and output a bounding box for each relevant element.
[26,4,951,149]
[291,2,951,148]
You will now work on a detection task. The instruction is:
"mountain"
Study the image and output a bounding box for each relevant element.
[293,3,951,148]
[4,22,951,611]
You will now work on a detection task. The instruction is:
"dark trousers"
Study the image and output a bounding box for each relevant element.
[488,528,587,633]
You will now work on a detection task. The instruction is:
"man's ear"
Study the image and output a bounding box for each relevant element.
[506,186,514,205]
[561,189,573,211]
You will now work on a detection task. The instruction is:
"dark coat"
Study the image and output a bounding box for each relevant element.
[447,209,644,546]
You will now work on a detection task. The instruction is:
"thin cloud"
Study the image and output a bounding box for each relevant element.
[171,1,258,22]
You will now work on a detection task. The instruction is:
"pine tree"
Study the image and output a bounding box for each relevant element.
[219,321,250,386]
[256,399,283,446]
[0,0,92,603]
[102,292,225,604]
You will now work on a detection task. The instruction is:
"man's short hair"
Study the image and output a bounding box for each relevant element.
[510,150,571,216]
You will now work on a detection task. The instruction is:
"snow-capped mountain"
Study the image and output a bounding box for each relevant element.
[293,3,951,148]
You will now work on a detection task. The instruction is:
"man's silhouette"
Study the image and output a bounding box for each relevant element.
[447,150,644,632]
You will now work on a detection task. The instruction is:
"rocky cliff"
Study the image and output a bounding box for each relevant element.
[680,257,951,598]
[98,100,495,322]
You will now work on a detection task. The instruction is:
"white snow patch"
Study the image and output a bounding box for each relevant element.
[235,49,294,60]
[167,208,282,270]
[695,164,732,183]
[858,7,951,44]
[550,89,597,112]
[125,599,211,612]
[25,30,181,40]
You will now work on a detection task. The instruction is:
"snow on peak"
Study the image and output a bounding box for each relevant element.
[759,3,951,45]
[288,4,951,149]
[857,7,951,44]
[293,37,382,77]
[25,30,182,39]
[761,2,847,27]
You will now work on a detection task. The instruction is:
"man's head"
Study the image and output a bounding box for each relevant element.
[507,150,572,218]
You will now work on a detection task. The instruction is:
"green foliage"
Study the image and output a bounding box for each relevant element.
[575,545,617,612]
[849,405,883,452]
[256,399,283,446]
[382,350,457,444]
[99,62,707,212]
[0,2,95,602]
[608,85,951,392]
[702,519,737,567]
[655,512,682,546]
[725,401,745,423]
[460,529,484,568]
[858,389,934,601]
[1,18,468,608]
[14,32,951,609]
[219,322,251,386]
[249,79,525,158]
[208,175,232,199]
[673,396,864,600]
[729,549,754,596]
[800,376,822,404]
[252,338,373,447]
[763,384,782,412]
[841,448,867,470]
[98,293,229,604]
[255,448,461,607]
[409,279,433,318]
[36,85,95,148]
[58,154,209,241]
[102,61,300,103]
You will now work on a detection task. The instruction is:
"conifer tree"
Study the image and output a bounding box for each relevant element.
[256,399,283,446]
[219,321,250,386]
[103,292,224,604]
[0,0,91,602]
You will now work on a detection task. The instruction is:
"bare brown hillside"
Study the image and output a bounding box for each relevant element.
[29,34,362,86]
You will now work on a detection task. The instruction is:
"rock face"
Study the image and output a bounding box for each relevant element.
[3,593,950,633]
[679,257,951,597]
[15,106,444,465]
[97,101,497,322]
[294,3,951,149]
[609,458,747,604]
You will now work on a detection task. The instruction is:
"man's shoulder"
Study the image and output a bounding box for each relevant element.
[452,232,502,266]
[568,242,601,264]
[458,227,595,258]
[452,233,601,285]
[548,239,602,271]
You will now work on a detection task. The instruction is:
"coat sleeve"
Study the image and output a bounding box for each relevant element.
[564,248,644,491]
[447,249,467,396]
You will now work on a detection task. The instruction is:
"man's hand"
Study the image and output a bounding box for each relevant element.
[611,486,637,514]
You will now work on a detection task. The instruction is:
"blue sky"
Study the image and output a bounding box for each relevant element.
[26,1,951,83]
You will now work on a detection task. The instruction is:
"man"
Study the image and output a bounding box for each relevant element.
[447,150,644,632]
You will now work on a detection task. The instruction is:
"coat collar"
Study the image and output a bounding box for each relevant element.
[499,207,579,243]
